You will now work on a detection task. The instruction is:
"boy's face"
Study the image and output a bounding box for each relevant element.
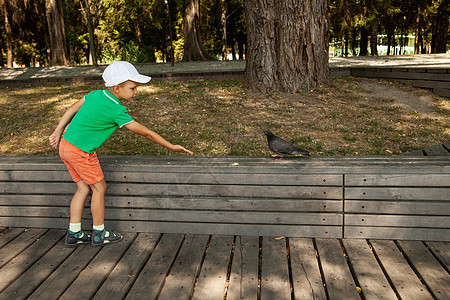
[115,80,140,101]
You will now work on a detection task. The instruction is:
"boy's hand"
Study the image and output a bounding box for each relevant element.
[49,132,61,149]
[172,145,194,155]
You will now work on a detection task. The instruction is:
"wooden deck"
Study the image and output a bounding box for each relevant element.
[0,146,449,299]
[0,227,448,299]
[1,153,449,242]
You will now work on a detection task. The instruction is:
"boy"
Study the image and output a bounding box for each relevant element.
[49,61,193,247]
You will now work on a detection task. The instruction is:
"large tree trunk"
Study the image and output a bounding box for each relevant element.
[244,0,329,94]
[81,0,97,66]
[433,0,449,53]
[359,27,369,56]
[2,0,14,68]
[45,0,68,66]
[183,0,211,61]
[220,0,227,60]
[414,3,422,54]
[370,21,378,55]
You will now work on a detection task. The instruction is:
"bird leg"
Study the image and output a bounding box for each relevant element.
[271,154,284,160]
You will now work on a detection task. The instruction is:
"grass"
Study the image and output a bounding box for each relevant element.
[0,77,449,156]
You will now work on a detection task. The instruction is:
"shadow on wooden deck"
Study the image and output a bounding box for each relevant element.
[0,227,448,299]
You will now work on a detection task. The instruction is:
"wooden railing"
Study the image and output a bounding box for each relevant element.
[1,155,448,241]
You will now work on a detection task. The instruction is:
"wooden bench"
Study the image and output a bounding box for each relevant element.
[1,155,449,241]
[350,67,450,98]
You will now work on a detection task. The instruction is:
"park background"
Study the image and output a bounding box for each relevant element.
[1,0,448,68]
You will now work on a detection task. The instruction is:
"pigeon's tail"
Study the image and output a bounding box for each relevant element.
[291,149,311,156]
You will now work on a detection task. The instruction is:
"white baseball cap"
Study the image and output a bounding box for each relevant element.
[102,61,151,87]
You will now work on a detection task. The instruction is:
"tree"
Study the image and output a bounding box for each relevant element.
[1,0,15,68]
[432,0,449,53]
[80,0,97,66]
[45,0,68,65]
[244,0,329,94]
[183,0,211,60]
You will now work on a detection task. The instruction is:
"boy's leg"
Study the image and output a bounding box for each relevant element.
[70,180,91,223]
[89,179,106,226]
[90,179,123,246]
[66,181,92,247]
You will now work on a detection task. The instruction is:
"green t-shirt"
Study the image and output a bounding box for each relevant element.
[63,89,133,153]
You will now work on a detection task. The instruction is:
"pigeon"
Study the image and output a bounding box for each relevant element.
[264,130,310,159]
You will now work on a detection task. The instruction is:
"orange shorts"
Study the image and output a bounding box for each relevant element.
[59,138,104,185]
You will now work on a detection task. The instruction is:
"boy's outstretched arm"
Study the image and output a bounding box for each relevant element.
[124,121,194,155]
[49,99,84,148]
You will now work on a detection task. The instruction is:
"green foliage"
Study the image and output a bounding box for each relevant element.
[1,0,447,66]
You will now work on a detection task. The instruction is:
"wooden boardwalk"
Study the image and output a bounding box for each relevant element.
[0,227,448,299]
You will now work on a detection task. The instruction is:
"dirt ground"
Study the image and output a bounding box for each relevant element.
[357,79,444,119]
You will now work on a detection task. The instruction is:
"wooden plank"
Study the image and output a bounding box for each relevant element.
[373,70,450,81]
[103,196,341,212]
[413,80,450,90]
[0,182,76,194]
[104,209,343,225]
[0,238,76,299]
[0,228,47,269]
[192,235,234,300]
[289,238,327,299]
[345,187,449,200]
[227,236,259,300]
[345,215,449,228]
[425,242,450,270]
[59,232,136,300]
[107,183,343,199]
[0,170,72,182]
[345,173,450,186]
[107,220,342,238]
[434,88,450,98]
[104,172,343,186]
[345,227,450,241]
[370,240,433,299]
[424,144,450,156]
[0,207,342,226]
[401,149,425,156]
[397,240,450,299]
[125,233,184,299]
[1,156,449,174]
[0,195,342,212]
[345,200,449,215]
[0,227,27,248]
[0,195,74,206]
[0,182,342,199]
[157,234,209,300]
[260,237,291,300]
[0,217,68,230]
[93,233,161,299]
[0,206,70,218]
[315,239,360,299]
[0,170,343,185]
[28,244,102,300]
[342,239,397,299]
[0,229,65,293]
[0,217,342,238]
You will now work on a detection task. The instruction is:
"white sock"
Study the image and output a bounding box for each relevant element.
[69,223,81,233]
[93,224,105,232]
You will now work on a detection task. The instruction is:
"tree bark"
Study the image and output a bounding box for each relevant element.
[220,0,227,60]
[81,0,97,66]
[244,0,329,94]
[45,0,68,66]
[370,21,378,55]
[434,0,449,53]
[359,27,369,56]
[2,0,14,68]
[183,0,211,61]
[414,3,422,54]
